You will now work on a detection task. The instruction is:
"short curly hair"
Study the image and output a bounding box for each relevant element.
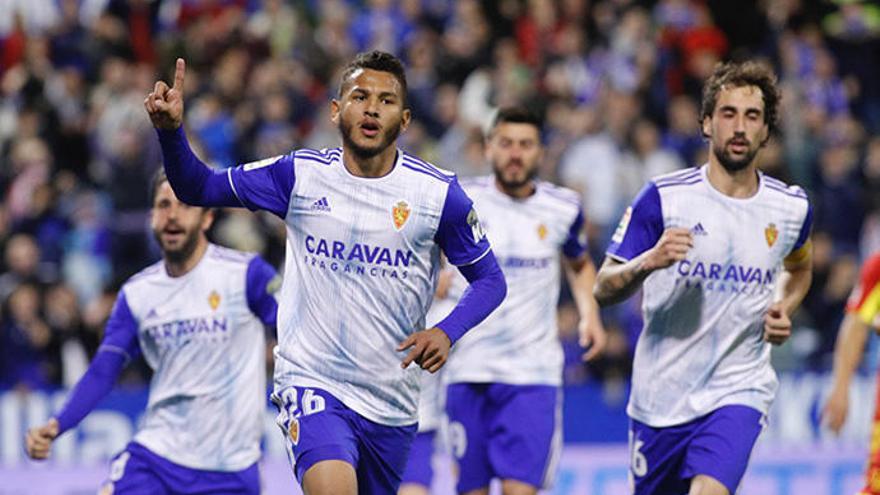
[700,61,781,139]
[338,50,408,107]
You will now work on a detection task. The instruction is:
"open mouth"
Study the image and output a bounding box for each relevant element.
[360,121,380,138]
[728,140,749,153]
[162,226,185,242]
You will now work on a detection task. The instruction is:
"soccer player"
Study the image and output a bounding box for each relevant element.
[594,61,813,495]
[24,170,279,494]
[822,252,880,494]
[443,107,607,495]
[143,51,507,495]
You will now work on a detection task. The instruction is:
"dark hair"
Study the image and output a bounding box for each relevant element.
[701,61,781,139]
[338,51,408,106]
[488,107,543,136]
[150,167,168,202]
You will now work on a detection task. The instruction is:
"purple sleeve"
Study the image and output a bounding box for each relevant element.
[562,209,588,259]
[605,182,664,261]
[435,179,491,266]
[792,202,813,252]
[156,127,241,207]
[227,154,296,219]
[54,292,138,434]
[246,256,280,327]
[434,251,507,344]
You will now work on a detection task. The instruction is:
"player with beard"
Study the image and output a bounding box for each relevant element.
[438,107,606,495]
[143,51,506,494]
[594,61,814,495]
[25,170,279,494]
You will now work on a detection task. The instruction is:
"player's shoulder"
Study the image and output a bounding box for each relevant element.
[399,150,456,184]
[292,147,342,169]
[761,173,809,204]
[649,166,703,191]
[124,260,164,288]
[536,180,582,208]
[206,244,257,267]
[457,175,493,195]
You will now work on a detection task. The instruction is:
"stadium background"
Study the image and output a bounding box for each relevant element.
[1,0,879,493]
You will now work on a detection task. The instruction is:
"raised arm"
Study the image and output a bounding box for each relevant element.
[25,292,140,460]
[144,58,240,208]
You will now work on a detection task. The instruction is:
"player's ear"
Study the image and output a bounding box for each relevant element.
[400,108,411,133]
[701,115,711,139]
[330,99,340,125]
[201,208,215,232]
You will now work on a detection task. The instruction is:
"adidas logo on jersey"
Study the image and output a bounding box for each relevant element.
[146,308,158,319]
[311,197,331,212]
[691,222,708,236]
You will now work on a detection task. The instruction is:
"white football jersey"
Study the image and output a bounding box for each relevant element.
[607,166,812,427]
[228,148,490,426]
[444,177,587,386]
[105,244,278,471]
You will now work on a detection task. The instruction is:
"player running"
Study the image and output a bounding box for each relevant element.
[25,170,279,494]
[594,61,813,495]
[443,107,607,495]
[143,50,507,494]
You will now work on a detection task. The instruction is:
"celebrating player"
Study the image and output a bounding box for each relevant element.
[144,51,507,494]
[594,61,813,495]
[25,170,279,494]
[822,252,880,495]
[443,107,607,495]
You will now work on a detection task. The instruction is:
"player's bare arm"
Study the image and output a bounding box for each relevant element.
[144,58,186,130]
[594,227,694,306]
[822,313,871,434]
[25,418,59,460]
[564,255,607,361]
[398,328,452,373]
[763,240,813,346]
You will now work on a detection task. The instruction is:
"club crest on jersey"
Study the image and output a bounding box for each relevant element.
[392,201,411,230]
[537,224,548,240]
[208,290,221,310]
[288,417,300,445]
[765,223,778,247]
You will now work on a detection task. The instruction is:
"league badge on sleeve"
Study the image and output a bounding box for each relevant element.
[467,208,486,243]
[764,223,778,247]
[392,201,411,231]
[612,207,632,244]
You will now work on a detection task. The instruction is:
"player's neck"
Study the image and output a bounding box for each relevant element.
[706,159,760,198]
[495,178,536,199]
[164,239,209,277]
[342,145,398,178]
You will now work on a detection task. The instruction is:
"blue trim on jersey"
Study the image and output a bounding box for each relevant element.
[401,156,453,183]
[228,154,296,219]
[764,182,808,199]
[403,153,454,178]
[436,179,491,265]
[606,182,664,261]
[792,203,813,252]
[656,177,702,189]
[654,168,700,185]
[295,149,334,164]
[562,209,588,259]
[245,256,279,327]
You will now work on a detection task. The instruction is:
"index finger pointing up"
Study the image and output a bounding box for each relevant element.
[173,58,186,91]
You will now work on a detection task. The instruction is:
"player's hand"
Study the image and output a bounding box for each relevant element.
[398,327,451,373]
[579,316,607,361]
[822,385,849,435]
[25,418,59,460]
[641,228,693,272]
[144,58,186,130]
[763,302,791,345]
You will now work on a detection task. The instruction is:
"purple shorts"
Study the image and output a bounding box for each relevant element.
[445,383,561,493]
[101,442,259,494]
[629,405,765,494]
[400,430,437,488]
[272,386,417,495]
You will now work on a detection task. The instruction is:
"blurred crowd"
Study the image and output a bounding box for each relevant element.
[1,0,879,397]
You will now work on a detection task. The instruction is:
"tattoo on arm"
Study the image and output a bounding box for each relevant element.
[593,256,652,307]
